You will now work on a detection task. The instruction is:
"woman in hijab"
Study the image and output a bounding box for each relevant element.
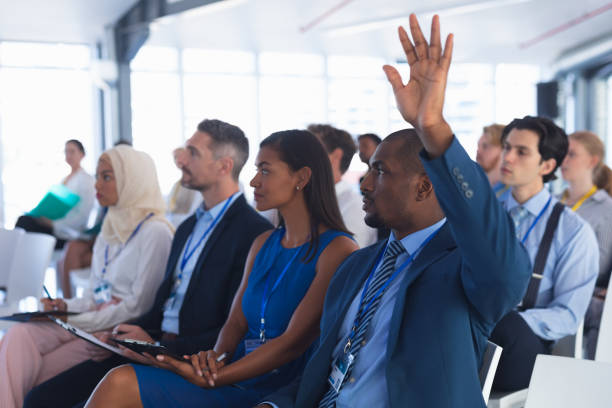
[0,145,174,408]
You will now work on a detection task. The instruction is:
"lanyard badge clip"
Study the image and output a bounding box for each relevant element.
[259,318,266,341]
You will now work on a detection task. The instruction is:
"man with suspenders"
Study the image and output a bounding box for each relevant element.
[491,116,598,391]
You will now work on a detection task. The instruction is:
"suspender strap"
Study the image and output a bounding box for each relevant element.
[519,202,565,311]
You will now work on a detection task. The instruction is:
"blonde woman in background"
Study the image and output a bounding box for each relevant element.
[476,124,506,195]
[560,130,612,359]
[0,145,174,408]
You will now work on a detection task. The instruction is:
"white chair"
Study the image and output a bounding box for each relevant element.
[0,228,25,289]
[524,355,612,407]
[594,276,612,363]
[0,232,56,317]
[487,321,584,408]
[551,320,583,359]
[480,341,503,404]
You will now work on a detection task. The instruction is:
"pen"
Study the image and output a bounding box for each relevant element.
[216,352,227,362]
[43,285,53,300]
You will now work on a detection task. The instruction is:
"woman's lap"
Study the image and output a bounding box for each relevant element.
[132,364,266,408]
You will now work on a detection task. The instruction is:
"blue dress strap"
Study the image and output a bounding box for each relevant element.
[312,229,352,258]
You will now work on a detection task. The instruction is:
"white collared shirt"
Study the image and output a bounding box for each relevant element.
[335,179,377,248]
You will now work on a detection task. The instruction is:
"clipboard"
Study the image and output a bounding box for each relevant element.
[48,316,122,354]
[0,310,79,322]
[28,184,81,220]
[111,338,186,361]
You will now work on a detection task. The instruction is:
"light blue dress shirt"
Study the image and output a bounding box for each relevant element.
[161,193,241,334]
[499,187,598,340]
[332,218,447,408]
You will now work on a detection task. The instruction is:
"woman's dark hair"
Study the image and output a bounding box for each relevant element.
[260,130,351,262]
[66,139,85,155]
[501,116,568,183]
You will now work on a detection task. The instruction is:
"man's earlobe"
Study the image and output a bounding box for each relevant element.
[416,177,434,200]
[541,158,557,177]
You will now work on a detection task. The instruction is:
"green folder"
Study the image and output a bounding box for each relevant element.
[28,184,81,220]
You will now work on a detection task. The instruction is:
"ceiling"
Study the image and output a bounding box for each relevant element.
[0,0,139,44]
[0,0,611,67]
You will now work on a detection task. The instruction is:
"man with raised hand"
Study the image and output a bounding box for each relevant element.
[257,14,530,408]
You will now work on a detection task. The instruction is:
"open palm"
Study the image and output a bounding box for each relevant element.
[383,14,453,132]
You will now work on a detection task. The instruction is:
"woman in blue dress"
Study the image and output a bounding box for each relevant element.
[85,130,359,407]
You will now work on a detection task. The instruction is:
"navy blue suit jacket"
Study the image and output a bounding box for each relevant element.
[134,195,272,355]
[266,138,531,407]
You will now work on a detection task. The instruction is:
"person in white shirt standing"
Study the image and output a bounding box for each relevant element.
[0,145,174,408]
[308,124,377,248]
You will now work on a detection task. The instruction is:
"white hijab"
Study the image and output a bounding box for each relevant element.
[100,145,174,244]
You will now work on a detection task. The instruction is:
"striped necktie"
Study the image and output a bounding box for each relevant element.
[318,240,406,407]
[509,206,529,239]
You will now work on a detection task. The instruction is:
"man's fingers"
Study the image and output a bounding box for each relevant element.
[382,65,404,92]
[429,15,442,62]
[398,26,417,65]
[440,33,454,71]
[409,14,428,60]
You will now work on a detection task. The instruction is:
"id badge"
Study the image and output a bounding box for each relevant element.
[93,280,112,305]
[244,338,265,354]
[328,352,354,392]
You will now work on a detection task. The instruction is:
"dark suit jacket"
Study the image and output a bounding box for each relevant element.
[266,138,531,407]
[134,195,272,355]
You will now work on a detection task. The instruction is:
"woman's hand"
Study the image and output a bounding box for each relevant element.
[153,354,216,388]
[96,296,121,311]
[86,331,113,362]
[40,298,67,312]
[190,350,226,384]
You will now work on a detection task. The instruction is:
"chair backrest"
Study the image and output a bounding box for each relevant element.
[524,355,612,408]
[595,276,612,363]
[551,320,583,358]
[5,232,56,304]
[0,228,25,288]
[479,340,502,404]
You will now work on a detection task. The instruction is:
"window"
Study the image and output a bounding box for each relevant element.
[0,42,94,227]
[131,71,183,195]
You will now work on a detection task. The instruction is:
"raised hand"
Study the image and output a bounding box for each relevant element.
[383,14,454,157]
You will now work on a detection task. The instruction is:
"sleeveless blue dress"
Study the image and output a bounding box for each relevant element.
[132,227,350,408]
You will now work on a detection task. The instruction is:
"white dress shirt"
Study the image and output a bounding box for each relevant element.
[64,219,173,332]
[335,180,377,248]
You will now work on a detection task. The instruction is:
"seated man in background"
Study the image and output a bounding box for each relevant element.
[23,119,272,408]
[357,133,381,166]
[491,116,598,391]
[476,123,506,194]
[357,133,389,241]
[166,147,203,228]
[258,14,531,407]
[308,124,377,248]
